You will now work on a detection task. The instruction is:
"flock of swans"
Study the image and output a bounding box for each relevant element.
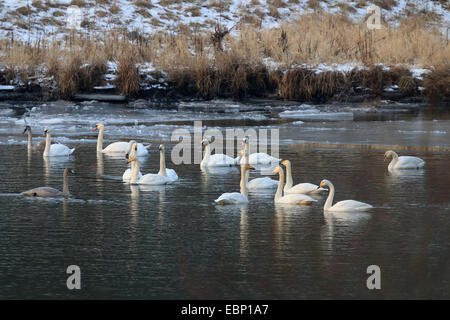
[21,123,426,212]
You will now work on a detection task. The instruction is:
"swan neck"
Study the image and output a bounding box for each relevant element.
[284,162,293,190]
[275,169,284,201]
[201,144,210,165]
[130,159,140,184]
[44,132,50,156]
[324,183,335,210]
[97,127,104,153]
[159,150,166,176]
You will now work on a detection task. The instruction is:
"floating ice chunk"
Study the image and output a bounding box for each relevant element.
[279,111,354,121]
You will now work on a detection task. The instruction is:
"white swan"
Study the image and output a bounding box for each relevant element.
[22,168,74,198]
[241,146,278,190]
[94,123,149,156]
[240,137,281,165]
[384,150,425,170]
[127,153,172,185]
[158,144,178,182]
[201,138,238,168]
[273,166,316,205]
[123,141,142,182]
[319,179,373,212]
[43,128,75,157]
[281,160,325,194]
[215,165,254,205]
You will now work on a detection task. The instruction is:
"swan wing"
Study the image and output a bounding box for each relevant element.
[138,173,171,185]
[285,183,323,194]
[102,141,129,153]
[247,177,278,189]
[277,194,316,205]
[215,192,248,205]
[22,187,64,198]
[206,154,236,167]
[165,168,178,181]
[395,156,425,169]
[136,143,149,156]
[330,200,373,212]
[49,144,75,156]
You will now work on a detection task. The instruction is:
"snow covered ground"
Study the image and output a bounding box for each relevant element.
[0,0,448,41]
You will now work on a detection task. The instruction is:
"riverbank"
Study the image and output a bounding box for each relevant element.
[0,63,448,104]
[0,13,448,104]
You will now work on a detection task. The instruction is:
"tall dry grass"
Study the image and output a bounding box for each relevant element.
[0,13,448,100]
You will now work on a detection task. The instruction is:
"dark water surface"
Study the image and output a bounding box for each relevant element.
[0,102,449,299]
[0,144,449,299]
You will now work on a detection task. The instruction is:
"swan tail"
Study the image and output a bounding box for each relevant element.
[144,144,151,149]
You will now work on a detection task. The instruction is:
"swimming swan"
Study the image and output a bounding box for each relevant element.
[201,138,238,168]
[273,166,316,205]
[23,125,53,152]
[241,146,277,190]
[123,141,142,182]
[127,152,172,185]
[281,160,325,194]
[215,165,255,205]
[319,179,373,212]
[43,128,75,157]
[384,150,425,170]
[22,168,74,198]
[94,123,149,156]
[158,144,178,182]
[240,137,281,165]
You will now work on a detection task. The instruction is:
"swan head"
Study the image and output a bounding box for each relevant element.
[319,179,332,189]
[242,164,255,171]
[280,160,290,167]
[23,125,31,134]
[125,140,137,159]
[94,123,104,131]
[242,137,249,146]
[384,150,397,161]
[159,144,165,152]
[127,144,138,161]
[201,138,210,146]
[43,128,49,137]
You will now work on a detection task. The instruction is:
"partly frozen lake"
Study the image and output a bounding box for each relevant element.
[0,100,449,298]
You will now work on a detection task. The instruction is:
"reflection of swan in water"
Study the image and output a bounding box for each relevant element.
[273,166,317,205]
[388,168,425,179]
[44,155,74,183]
[96,152,104,176]
[281,160,325,194]
[215,165,254,205]
[384,150,425,170]
[319,179,372,212]
[94,123,149,156]
[130,184,139,222]
[22,168,74,198]
[43,128,75,157]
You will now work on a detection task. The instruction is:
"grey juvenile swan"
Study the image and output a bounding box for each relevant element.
[22,168,74,198]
